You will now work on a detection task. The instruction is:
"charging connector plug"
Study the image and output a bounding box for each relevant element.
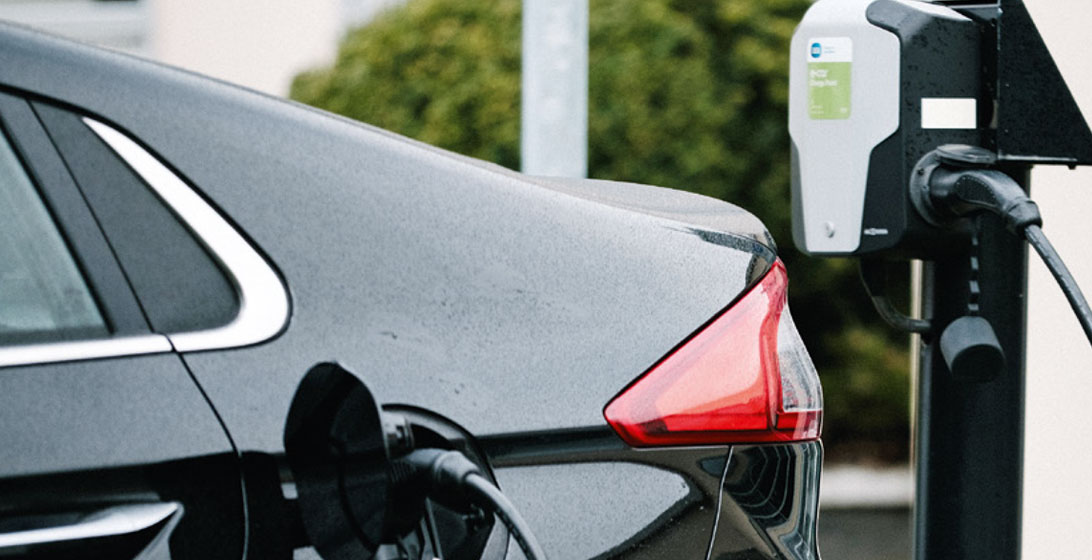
[911,144,1092,353]
[391,449,483,510]
[912,144,1042,232]
[926,168,1042,234]
[390,448,547,560]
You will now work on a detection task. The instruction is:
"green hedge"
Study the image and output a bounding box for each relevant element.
[292,0,910,461]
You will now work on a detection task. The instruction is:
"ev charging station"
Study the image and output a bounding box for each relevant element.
[790,0,1092,558]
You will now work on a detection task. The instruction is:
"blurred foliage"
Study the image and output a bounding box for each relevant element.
[291,0,910,462]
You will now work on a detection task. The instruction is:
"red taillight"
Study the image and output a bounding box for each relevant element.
[604,261,822,447]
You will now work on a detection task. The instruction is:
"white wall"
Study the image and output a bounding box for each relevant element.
[0,0,404,97]
[149,0,341,96]
[0,0,150,55]
[1023,0,1092,557]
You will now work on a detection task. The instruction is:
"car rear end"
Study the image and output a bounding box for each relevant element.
[475,201,824,557]
[0,22,824,559]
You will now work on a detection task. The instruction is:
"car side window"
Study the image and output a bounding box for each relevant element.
[34,103,240,334]
[0,130,107,343]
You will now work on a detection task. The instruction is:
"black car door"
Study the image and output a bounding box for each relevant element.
[0,91,244,560]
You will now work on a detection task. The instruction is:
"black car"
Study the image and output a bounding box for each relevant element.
[0,22,822,560]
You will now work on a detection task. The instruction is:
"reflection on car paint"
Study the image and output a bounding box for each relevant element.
[710,442,822,559]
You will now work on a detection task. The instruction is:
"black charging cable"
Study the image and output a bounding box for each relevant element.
[919,150,1092,347]
[859,259,932,335]
[1025,224,1092,344]
[391,449,547,560]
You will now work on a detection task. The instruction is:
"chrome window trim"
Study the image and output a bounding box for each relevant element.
[0,118,288,367]
[0,335,172,368]
[0,502,181,552]
[84,118,290,353]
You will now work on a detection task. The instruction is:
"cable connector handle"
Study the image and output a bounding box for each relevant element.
[393,448,484,510]
[930,168,1042,233]
[911,145,1042,234]
[394,448,548,560]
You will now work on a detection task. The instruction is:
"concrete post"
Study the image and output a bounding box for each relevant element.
[521,0,588,178]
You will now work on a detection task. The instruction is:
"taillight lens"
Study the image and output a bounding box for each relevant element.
[604,260,822,447]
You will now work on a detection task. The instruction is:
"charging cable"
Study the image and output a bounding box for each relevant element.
[1024,225,1092,343]
[391,449,547,560]
[914,145,1092,347]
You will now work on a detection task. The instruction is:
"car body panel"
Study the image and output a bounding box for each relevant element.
[0,356,231,478]
[0,24,772,446]
[0,358,243,560]
[0,22,819,560]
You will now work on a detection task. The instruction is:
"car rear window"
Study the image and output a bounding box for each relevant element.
[34,103,239,334]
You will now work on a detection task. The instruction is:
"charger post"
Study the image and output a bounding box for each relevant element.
[789,1,1092,558]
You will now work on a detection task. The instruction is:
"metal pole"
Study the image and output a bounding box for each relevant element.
[914,166,1030,559]
[520,0,587,178]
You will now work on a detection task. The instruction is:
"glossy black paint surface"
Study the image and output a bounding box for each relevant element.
[0,356,243,560]
[712,443,822,559]
[0,22,820,560]
[487,428,726,559]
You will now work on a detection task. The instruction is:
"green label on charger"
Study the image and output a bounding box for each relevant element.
[808,63,851,119]
[806,37,852,120]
